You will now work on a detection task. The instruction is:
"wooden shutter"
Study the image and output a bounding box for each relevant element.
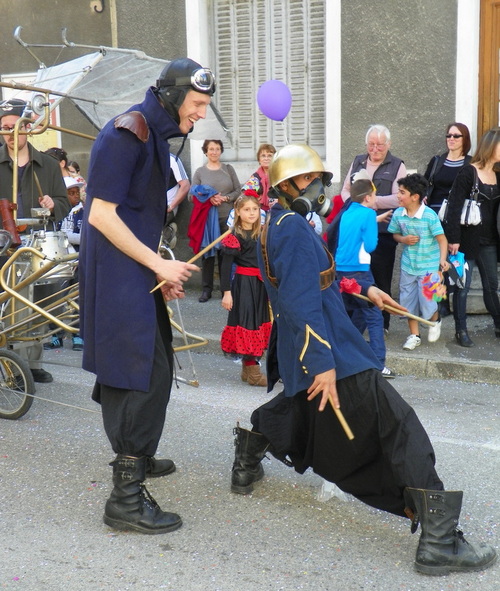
[210,0,326,160]
[478,0,500,135]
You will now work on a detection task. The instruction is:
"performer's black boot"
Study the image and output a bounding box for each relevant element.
[405,488,496,575]
[145,456,176,478]
[231,423,269,494]
[104,455,182,534]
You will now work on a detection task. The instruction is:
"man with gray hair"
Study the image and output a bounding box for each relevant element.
[341,124,407,332]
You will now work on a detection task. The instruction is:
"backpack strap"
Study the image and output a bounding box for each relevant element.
[260,218,277,288]
[260,214,335,291]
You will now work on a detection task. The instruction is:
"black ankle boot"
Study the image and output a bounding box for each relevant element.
[231,423,270,494]
[455,330,474,347]
[198,290,212,303]
[405,488,496,575]
[145,456,176,478]
[104,455,182,534]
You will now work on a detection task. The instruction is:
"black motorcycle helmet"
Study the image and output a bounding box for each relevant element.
[155,58,216,124]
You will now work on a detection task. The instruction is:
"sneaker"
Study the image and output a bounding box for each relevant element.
[428,319,442,343]
[403,334,421,350]
[43,336,63,350]
[72,336,84,351]
[381,366,396,379]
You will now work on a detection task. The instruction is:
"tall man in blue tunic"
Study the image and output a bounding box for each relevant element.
[80,59,214,534]
[230,144,496,575]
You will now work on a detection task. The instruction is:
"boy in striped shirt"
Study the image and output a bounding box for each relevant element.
[388,174,450,350]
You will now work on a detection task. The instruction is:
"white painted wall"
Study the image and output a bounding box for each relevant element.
[456,0,481,150]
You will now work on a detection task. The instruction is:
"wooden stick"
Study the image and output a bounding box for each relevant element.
[351,292,436,327]
[150,228,233,293]
[328,397,355,440]
[33,171,44,200]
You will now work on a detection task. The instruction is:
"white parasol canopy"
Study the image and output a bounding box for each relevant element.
[27,49,229,141]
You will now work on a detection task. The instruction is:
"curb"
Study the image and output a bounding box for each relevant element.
[386,351,500,384]
[172,292,500,386]
[176,332,500,385]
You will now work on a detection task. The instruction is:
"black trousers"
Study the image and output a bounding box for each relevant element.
[93,291,174,458]
[251,370,443,517]
[201,217,227,293]
[370,233,398,330]
[201,251,223,293]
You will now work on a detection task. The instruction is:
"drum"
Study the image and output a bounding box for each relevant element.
[23,231,77,284]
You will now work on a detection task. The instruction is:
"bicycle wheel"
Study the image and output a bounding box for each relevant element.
[0,349,36,420]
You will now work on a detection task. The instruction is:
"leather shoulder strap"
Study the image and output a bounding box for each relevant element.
[114,111,150,143]
[260,218,278,288]
[260,214,335,291]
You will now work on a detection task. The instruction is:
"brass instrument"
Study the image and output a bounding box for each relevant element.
[0,79,209,419]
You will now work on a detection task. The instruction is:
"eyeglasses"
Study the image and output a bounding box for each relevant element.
[176,68,216,94]
[0,125,26,132]
[446,134,463,139]
[367,142,387,150]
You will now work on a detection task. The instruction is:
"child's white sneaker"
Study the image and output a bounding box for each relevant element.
[403,334,421,350]
[428,319,442,342]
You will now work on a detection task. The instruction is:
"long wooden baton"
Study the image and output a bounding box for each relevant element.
[328,397,355,440]
[151,228,233,293]
[351,292,436,327]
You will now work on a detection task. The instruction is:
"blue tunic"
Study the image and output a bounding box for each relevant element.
[257,205,380,397]
[80,88,181,391]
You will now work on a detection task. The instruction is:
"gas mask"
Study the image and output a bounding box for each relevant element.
[290,177,333,218]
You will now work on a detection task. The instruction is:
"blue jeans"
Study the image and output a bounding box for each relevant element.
[337,270,386,366]
[454,244,500,331]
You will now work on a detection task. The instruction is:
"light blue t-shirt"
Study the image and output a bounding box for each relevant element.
[336,202,378,272]
[388,203,444,276]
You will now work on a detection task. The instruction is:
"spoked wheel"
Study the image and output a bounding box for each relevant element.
[0,349,35,420]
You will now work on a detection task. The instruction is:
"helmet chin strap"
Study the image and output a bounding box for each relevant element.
[271,179,306,211]
[281,178,302,210]
[154,86,185,124]
[288,178,301,193]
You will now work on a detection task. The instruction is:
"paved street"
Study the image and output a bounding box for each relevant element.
[1,315,498,590]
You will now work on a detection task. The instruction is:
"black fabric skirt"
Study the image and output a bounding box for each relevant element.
[221,273,271,358]
[251,369,443,517]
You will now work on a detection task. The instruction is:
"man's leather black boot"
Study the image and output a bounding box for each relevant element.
[145,456,176,478]
[231,423,269,494]
[104,455,182,534]
[405,488,496,575]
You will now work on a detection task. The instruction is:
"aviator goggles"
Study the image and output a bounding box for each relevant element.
[175,68,216,94]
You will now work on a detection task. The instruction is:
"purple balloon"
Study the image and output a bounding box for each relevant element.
[257,80,292,121]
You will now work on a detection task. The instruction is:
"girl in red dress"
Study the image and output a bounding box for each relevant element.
[220,195,271,386]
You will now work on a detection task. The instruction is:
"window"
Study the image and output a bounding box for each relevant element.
[209,0,326,161]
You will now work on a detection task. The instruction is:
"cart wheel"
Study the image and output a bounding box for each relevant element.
[0,349,35,420]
